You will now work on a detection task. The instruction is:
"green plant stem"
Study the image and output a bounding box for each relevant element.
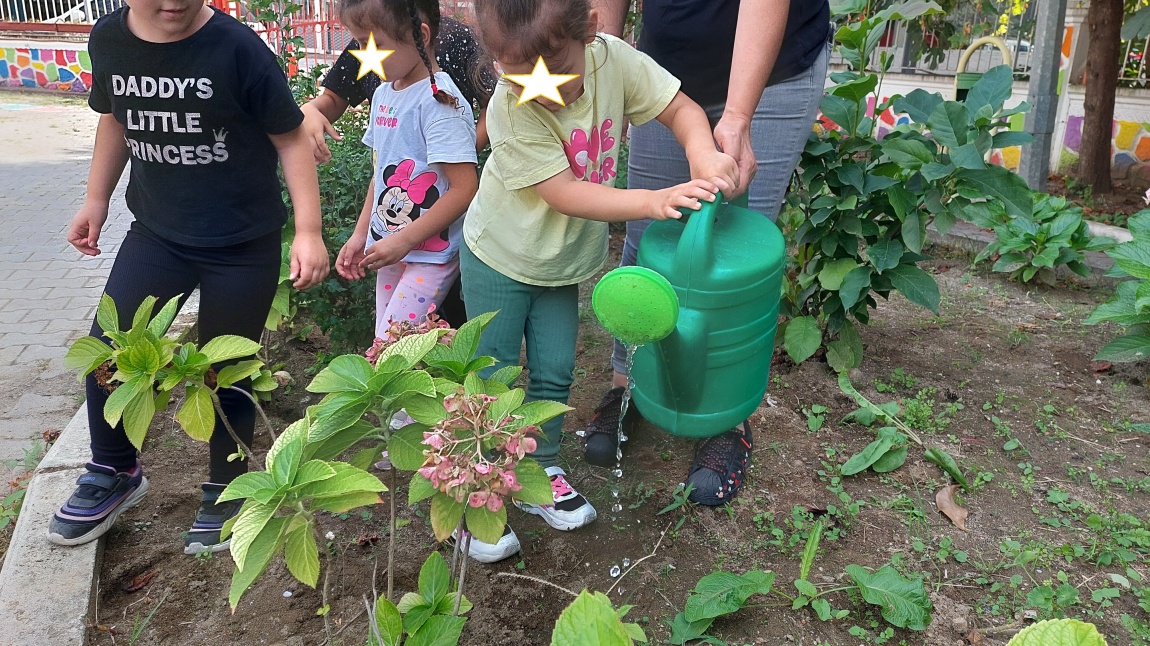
[363,595,384,645]
[209,393,254,459]
[387,466,396,603]
[322,550,333,642]
[453,531,471,616]
[226,385,277,442]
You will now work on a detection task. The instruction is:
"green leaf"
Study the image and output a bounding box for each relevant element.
[215,359,264,390]
[920,162,955,182]
[104,375,149,430]
[926,102,969,149]
[130,296,158,335]
[388,423,430,471]
[219,471,276,503]
[846,564,933,630]
[403,394,449,426]
[1108,241,1150,280]
[818,258,859,291]
[433,591,473,616]
[826,322,863,373]
[408,473,437,504]
[552,591,636,646]
[902,212,925,254]
[228,516,286,609]
[490,364,523,386]
[868,240,905,274]
[924,448,968,489]
[307,354,374,393]
[489,388,526,428]
[407,616,467,646]
[829,72,878,102]
[396,592,426,613]
[381,370,437,400]
[513,400,573,428]
[96,293,121,336]
[881,138,933,168]
[795,579,818,598]
[893,89,943,125]
[465,504,507,545]
[887,265,940,314]
[871,446,909,473]
[312,490,383,514]
[230,500,278,572]
[812,598,833,621]
[838,267,873,311]
[200,335,261,364]
[291,459,337,489]
[310,391,373,441]
[403,600,436,635]
[965,65,1013,115]
[417,551,451,606]
[430,492,464,542]
[297,462,386,498]
[450,310,497,363]
[822,94,862,136]
[1094,335,1150,363]
[1004,618,1109,646]
[842,437,896,476]
[621,622,647,644]
[683,570,776,622]
[950,143,986,169]
[956,167,1033,219]
[992,131,1034,148]
[64,337,113,378]
[784,316,822,364]
[284,524,320,588]
[667,613,716,645]
[122,386,156,450]
[799,518,824,581]
[146,295,182,337]
[378,329,441,369]
[514,460,555,506]
[372,597,403,646]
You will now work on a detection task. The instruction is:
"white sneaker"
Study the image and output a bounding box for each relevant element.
[451,525,521,563]
[514,466,597,531]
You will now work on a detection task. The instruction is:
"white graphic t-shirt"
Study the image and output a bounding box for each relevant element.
[362,72,477,264]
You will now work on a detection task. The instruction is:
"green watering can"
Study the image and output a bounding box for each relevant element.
[593,193,786,438]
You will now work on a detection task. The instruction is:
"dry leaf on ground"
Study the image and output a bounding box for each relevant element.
[936,484,968,531]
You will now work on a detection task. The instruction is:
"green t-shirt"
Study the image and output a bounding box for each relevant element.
[464,34,681,286]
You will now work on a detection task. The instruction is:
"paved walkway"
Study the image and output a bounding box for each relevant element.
[0,90,130,473]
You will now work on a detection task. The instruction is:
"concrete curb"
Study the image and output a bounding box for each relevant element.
[0,406,98,646]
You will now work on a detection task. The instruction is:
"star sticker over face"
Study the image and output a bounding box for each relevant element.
[502,57,580,106]
[350,33,394,81]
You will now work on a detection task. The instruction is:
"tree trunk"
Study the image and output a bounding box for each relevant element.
[1078,0,1125,194]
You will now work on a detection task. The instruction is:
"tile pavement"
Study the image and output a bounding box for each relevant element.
[0,91,130,471]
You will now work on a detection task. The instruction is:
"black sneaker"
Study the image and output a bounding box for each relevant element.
[184,483,243,555]
[47,461,149,546]
[582,387,638,468]
[685,422,753,506]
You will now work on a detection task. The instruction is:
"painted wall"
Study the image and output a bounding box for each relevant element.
[0,43,92,93]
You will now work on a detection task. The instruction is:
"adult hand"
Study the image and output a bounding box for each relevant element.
[712,113,757,197]
[687,147,740,200]
[358,236,414,272]
[66,202,109,256]
[300,103,342,164]
[648,179,721,220]
[335,230,369,281]
[290,232,330,289]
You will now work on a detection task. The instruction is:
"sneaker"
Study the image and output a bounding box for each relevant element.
[582,387,638,468]
[685,422,753,506]
[47,461,149,546]
[183,483,243,555]
[514,466,597,530]
[449,525,521,563]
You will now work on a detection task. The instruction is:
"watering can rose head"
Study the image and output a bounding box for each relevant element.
[417,393,540,510]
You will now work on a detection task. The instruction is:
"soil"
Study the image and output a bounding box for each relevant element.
[86,242,1149,646]
[1045,175,1149,228]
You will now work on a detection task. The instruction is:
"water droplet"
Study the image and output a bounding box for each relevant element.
[622,557,631,568]
[283,590,293,598]
[609,564,621,577]
[612,468,623,478]
[611,503,622,513]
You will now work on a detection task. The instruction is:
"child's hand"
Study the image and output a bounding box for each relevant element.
[67,202,109,256]
[336,231,369,281]
[300,103,342,164]
[358,236,414,272]
[688,149,740,199]
[648,179,721,220]
[290,232,330,290]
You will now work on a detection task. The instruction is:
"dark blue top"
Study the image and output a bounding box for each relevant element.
[638,0,831,106]
[88,7,303,246]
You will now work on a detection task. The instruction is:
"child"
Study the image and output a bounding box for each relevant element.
[333,0,478,339]
[47,0,329,553]
[459,0,740,561]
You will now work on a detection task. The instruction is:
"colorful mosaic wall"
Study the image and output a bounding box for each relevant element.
[0,47,92,93]
[1061,116,1150,184]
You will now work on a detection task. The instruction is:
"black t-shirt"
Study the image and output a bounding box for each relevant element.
[639,0,831,107]
[88,7,303,247]
[321,17,496,111]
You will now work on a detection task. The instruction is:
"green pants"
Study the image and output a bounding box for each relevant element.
[460,244,578,469]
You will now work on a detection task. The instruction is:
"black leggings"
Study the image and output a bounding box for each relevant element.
[87,223,280,483]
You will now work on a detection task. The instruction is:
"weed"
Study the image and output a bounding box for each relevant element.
[874,368,918,394]
[804,404,828,431]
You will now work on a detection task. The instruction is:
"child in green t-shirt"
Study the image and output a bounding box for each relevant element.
[455,0,740,563]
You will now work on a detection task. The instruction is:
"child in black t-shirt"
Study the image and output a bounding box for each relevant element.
[47,0,329,554]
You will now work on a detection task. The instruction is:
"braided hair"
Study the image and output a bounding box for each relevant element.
[406,0,458,108]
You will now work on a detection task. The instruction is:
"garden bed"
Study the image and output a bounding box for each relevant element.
[86,243,1149,646]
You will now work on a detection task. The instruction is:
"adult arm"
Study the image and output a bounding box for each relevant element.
[593,0,628,38]
[66,113,130,256]
[270,128,330,289]
[656,92,740,195]
[713,0,790,188]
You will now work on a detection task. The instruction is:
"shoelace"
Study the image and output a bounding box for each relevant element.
[550,474,575,500]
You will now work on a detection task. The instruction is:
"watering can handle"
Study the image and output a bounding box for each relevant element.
[673,190,725,274]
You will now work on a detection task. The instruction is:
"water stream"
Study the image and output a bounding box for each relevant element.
[610,345,638,516]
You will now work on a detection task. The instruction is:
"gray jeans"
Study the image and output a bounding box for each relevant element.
[611,42,830,374]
